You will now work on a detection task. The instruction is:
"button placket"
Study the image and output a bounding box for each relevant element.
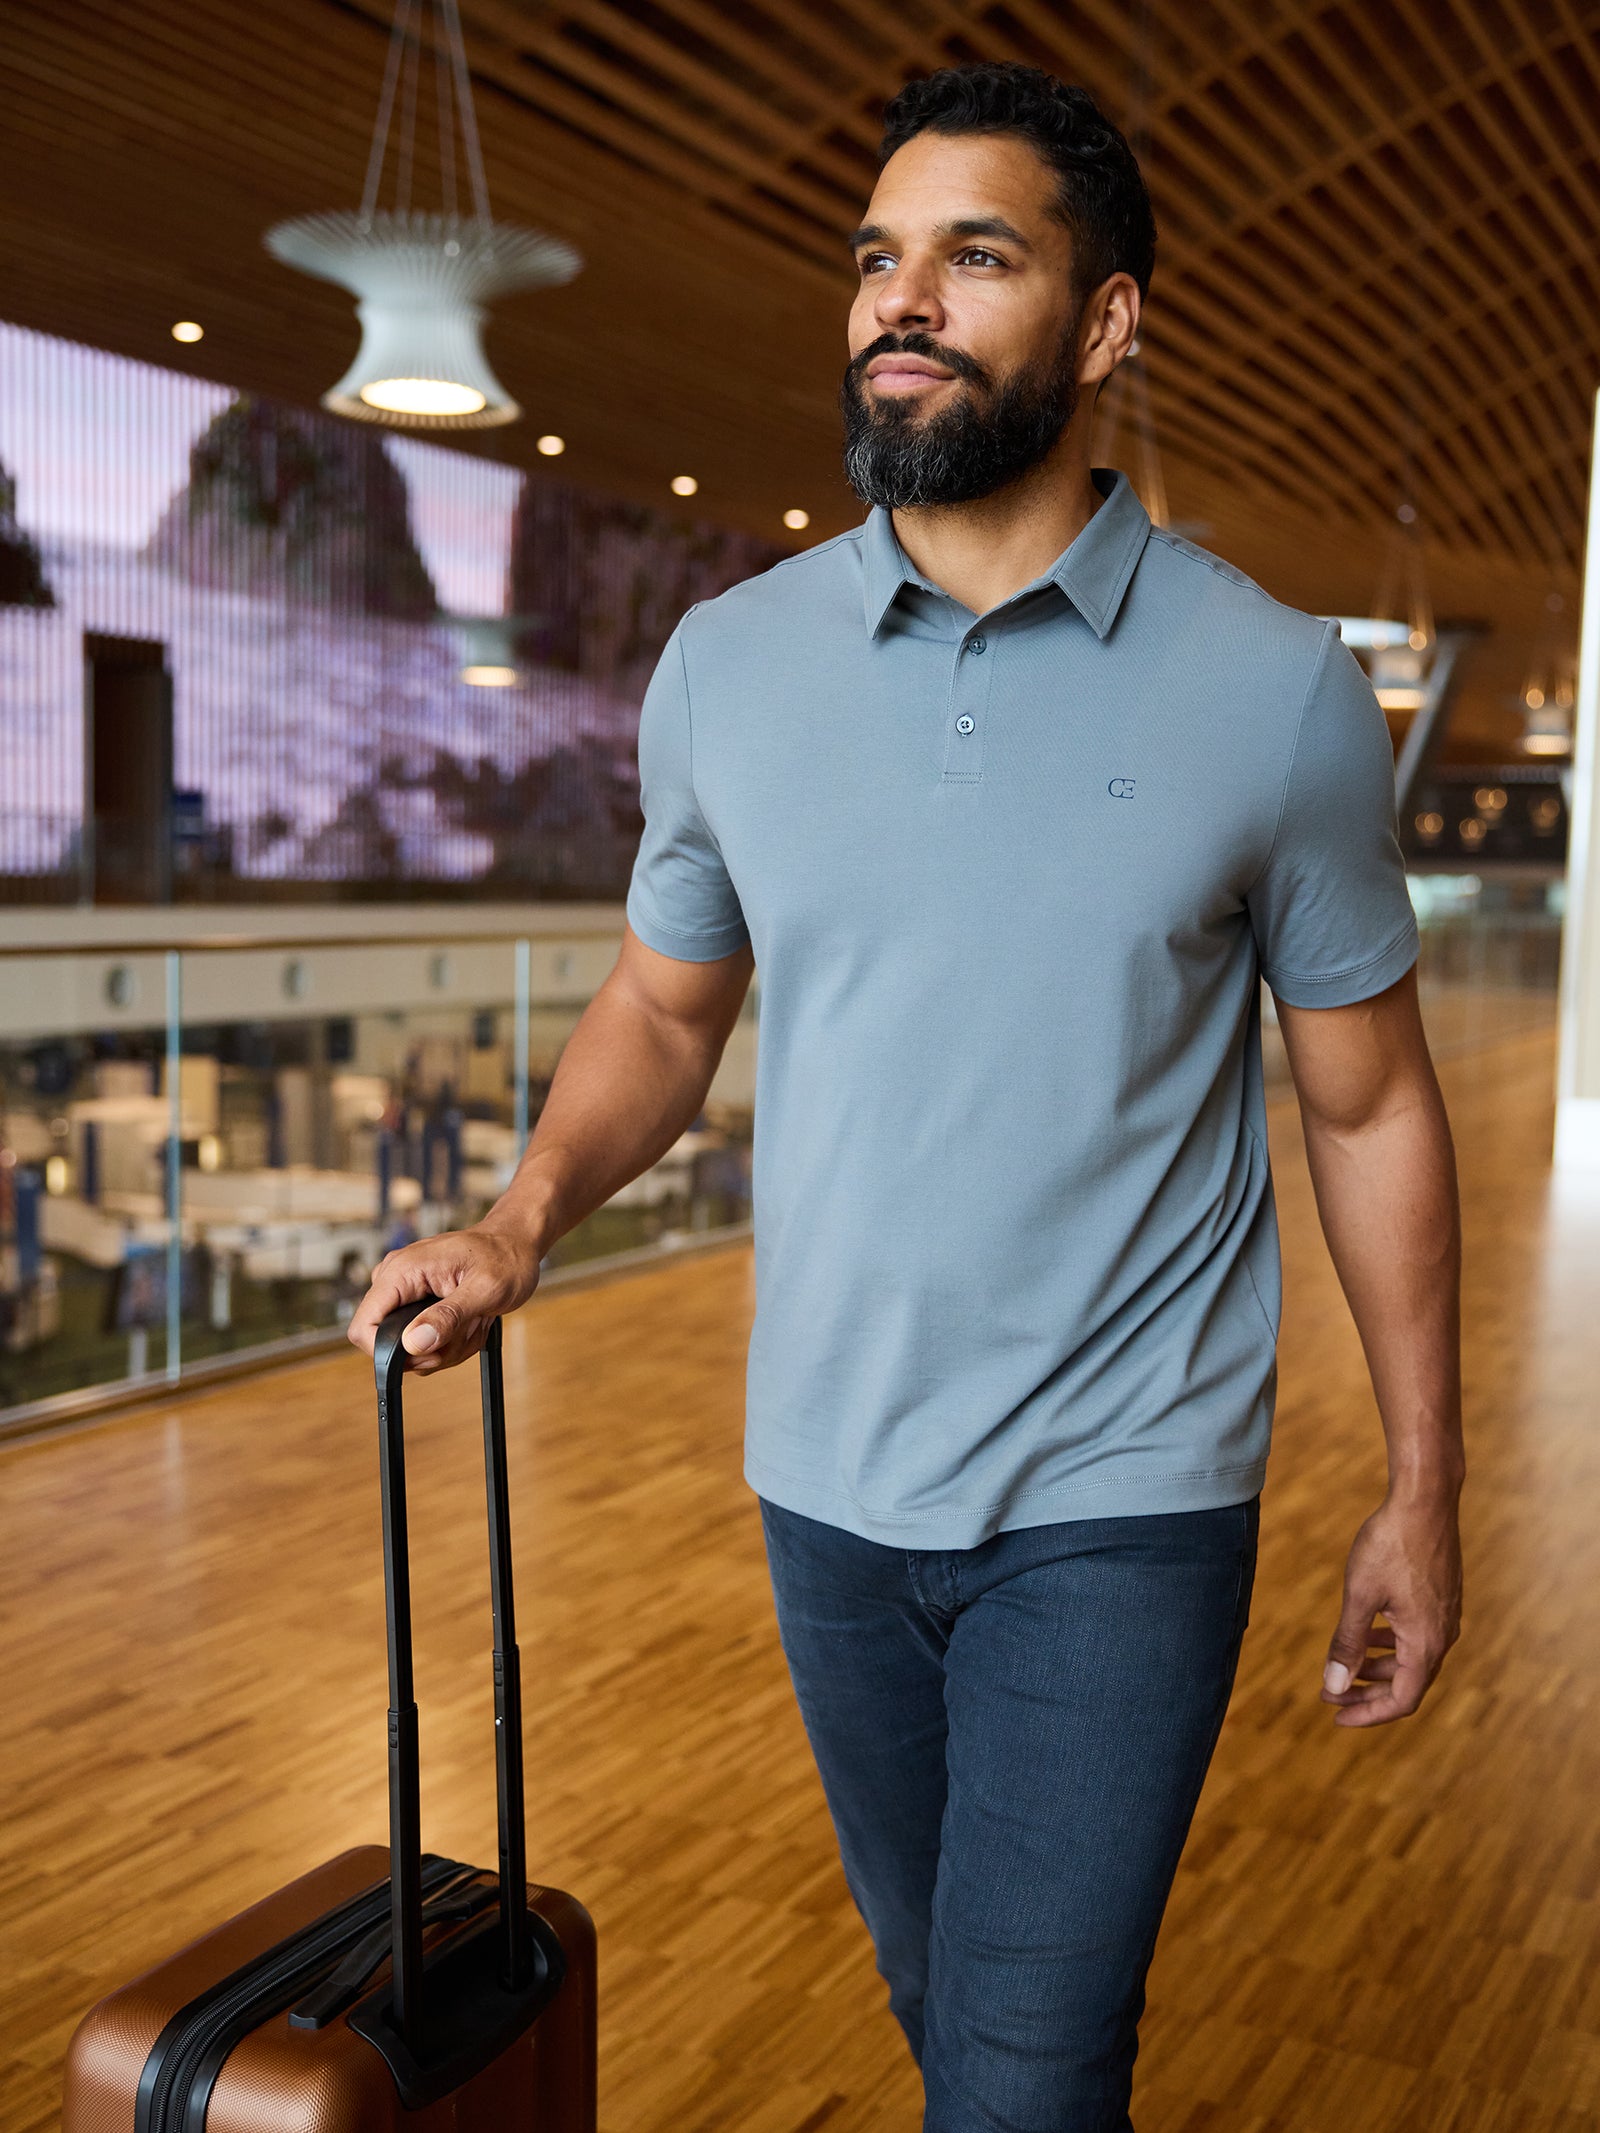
[942,629,993,781]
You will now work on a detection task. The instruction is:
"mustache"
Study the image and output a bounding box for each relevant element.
[845,331,991,391]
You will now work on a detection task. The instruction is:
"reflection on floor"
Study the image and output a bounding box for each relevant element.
[1,1016,1595,2132]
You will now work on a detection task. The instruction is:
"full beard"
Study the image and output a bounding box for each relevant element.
[840,325,1082,511]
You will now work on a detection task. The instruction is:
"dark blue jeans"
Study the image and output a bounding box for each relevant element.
[758,1496,1259,2132]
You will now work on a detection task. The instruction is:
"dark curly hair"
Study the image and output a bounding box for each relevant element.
[879,64,1156,304]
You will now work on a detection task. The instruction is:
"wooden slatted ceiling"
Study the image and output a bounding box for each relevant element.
[422,0,1600,569]
[2,0,1598,761]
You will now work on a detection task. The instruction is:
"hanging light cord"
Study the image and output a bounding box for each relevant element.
[434,0,457,220]
[357,0,492,227]
[359,0,411,224]
[396,0,420,216]
[440,0,492,225]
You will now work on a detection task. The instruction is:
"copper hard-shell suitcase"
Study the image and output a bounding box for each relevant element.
[63,1308,597,2132]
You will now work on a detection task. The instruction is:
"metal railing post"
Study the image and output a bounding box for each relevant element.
[165,948,183,1383]
[513,936,531,1162]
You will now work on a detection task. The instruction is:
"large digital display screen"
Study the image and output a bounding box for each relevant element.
[0,321,780,898]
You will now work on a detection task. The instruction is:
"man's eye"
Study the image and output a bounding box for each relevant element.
[955,247,1003,268]
[857,252,894,276]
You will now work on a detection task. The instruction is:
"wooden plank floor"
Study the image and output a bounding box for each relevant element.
[3,1019,1597,2131]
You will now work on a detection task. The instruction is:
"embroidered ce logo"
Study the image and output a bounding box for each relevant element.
[1108,777,1137,799]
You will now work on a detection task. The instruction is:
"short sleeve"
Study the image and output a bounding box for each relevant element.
[624,614,751,962]
[1247,621,1419,1008]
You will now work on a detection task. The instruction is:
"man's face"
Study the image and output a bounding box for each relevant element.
[842,130,1087,510]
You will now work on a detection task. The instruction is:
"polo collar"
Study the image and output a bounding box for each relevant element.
[860,465,1152,642]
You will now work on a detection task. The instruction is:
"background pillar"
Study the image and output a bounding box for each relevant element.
[1555,386,1600,1167]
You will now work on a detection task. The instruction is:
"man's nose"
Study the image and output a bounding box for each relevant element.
[875,260,943,334]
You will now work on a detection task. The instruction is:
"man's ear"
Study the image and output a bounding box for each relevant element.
[1077,277,1139,390]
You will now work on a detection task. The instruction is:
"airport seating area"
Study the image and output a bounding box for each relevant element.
[0,913,757,1422]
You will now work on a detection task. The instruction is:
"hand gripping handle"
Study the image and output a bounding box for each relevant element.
[373,1302,531,2049]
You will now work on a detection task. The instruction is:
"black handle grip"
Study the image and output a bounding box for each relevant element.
[373,1301,532,2049]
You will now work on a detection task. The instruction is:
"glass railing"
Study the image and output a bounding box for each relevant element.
[0,928,755,1432]
[2,868,1562,1434]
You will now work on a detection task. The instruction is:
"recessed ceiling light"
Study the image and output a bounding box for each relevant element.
[536,433,565,456]
[171,321,204,343]
[782,508,810,530]
[461,663,519,687]
[670,474,698,497]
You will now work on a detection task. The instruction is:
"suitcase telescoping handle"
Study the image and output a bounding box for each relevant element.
[372,1303,532,2050]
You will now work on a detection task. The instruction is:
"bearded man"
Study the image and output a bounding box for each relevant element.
[353,62,1464,2133]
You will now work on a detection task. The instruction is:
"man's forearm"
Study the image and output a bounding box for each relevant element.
[479,976,726,1261]
[1277,978,1464,1721]
[1299,1081,1464,1498]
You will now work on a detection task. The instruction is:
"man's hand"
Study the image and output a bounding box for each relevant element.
[1322,1491,1462,1727]
[346,1221,542,1375]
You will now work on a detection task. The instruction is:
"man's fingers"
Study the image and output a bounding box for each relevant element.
[1323,1639,1400,1697]
[1334,1655,1431,1727]
[398,1325,485,1376]
[1329,1616,1441,1725]
[346,1249,516,1365]
[1325,1500,1462,1727]
[401,1271,522,1366]
[401,1296,484,1362]
[1323,1600,1380,1699]
[1323,1652,1400,1692]
[345,1227,538,1373]
[401,1307,447,1356]
[346,1253,442,1357]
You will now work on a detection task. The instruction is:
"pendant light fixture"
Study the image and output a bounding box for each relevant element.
[445,612,542,686]
[265,0,580,429]
[1369,500,1436,657]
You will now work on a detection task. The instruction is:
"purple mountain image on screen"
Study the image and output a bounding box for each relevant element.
[0,322,782,897]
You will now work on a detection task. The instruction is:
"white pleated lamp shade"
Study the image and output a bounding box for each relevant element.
[265,210,581,430]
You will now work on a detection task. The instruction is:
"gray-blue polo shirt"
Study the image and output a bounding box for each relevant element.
[625,465,1419,1547]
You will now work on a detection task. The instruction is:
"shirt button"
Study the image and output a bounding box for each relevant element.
[968,636,987,654]
[956,715,975,734]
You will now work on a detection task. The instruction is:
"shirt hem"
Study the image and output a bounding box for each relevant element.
[745,1450,1269,1550]
[625,893,750,962]
[1263,915,1419,1009]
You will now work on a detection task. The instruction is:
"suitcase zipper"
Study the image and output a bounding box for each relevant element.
[135,1856,470,2133]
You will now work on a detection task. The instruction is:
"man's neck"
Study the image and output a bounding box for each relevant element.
[888,435,1104,619]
